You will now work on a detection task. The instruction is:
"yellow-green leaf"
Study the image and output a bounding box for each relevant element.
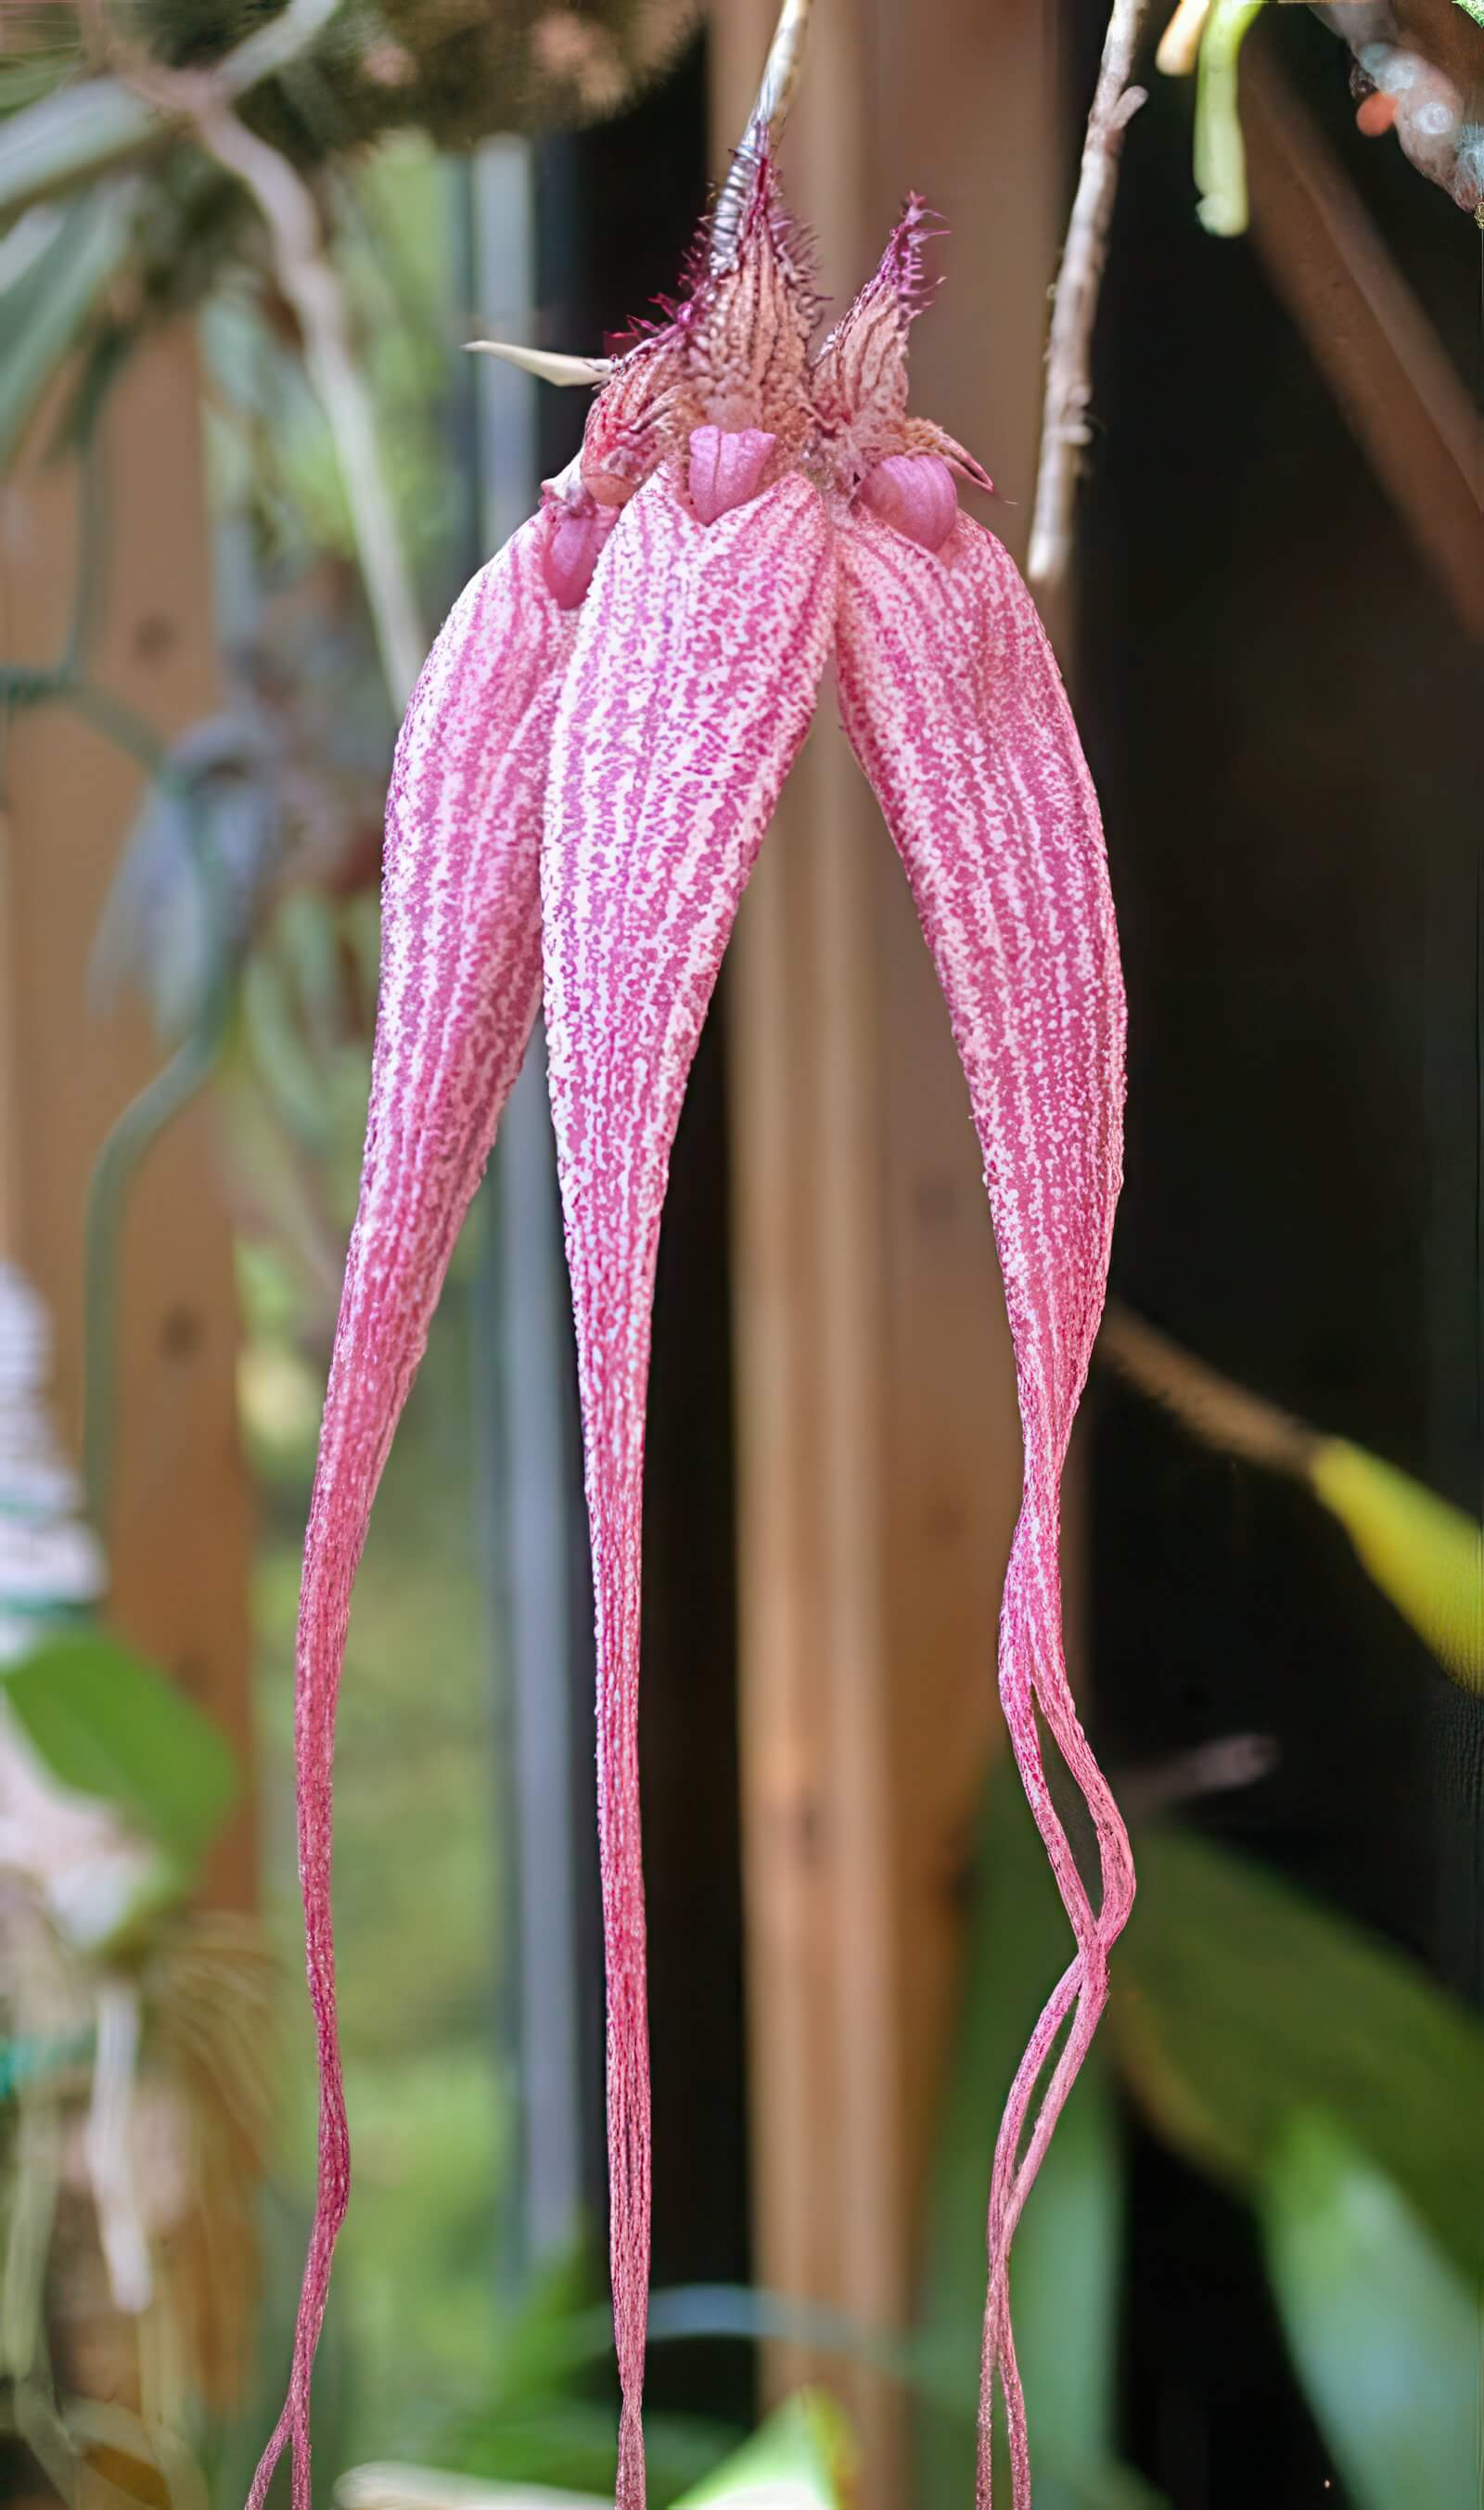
[1308,1439,1483,1692]
[672,2392,852,2508]
[1194,0,1269,235]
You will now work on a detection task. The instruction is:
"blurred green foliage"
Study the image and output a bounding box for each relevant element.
[1116,1825,1484,2291]
[923,1762,1484,2508]
[0,2,699,169]
[4,1629,237,1878]
[201,134,463,604]
[1260,2115,1482,2510]
[919,1764,1166,2510]
[438,2251,738,2504]
[248,1232,507,2464]
[672,2389,852,2505]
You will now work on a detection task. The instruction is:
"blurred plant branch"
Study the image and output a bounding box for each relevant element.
[1113,1729,1279,1822]
[1028,0,1151,594]
[0,0,344,218]
[77,0,425,708]
[1098,1300,1316,1474]
[3,617,233,1516]
[1099,1300,1484,1688]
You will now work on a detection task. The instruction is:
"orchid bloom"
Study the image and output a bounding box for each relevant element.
[250,153,1133,2510]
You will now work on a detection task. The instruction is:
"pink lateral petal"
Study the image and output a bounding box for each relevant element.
[249,511,575,2510]
[542,466,834,2510]
[835,504,1134,2510]
[811,193,940,487]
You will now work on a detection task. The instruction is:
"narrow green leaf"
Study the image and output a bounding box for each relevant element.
[0,49,81,119]
[1194,0,1269,235]
[1115,1828,1484,2287]
[672,2391,851,2507]
[0,182,137,474]
[1260,2115,1482,2510]
[0,80,160,219]
[2,1629,237,1876]
[1308,1438,1483,1692]
[0,0,342,222]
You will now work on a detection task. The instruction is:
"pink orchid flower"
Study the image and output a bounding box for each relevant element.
[250,154,1133,2510]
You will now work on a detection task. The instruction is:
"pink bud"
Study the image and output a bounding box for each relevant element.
[687,425,777,525]
[543,496,615,609]
[858,453,960,553]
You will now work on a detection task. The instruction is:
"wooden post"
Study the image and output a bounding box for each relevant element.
[714,4,1065,2493]
[0,330,255,1908]
[1244,40,1484,640]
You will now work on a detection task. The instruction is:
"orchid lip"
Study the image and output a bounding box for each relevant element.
[858,452,960,552]
[543,499,614,609]
[687,424,778,525]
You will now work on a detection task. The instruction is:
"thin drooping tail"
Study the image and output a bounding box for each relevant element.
[541,467,835,2510]
[251,518,573,2510]
[836,501,1133,2510]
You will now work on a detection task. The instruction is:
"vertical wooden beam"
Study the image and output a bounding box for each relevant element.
[717,4,1064,2494]
[1243,40,1484,639]
[0,331,255,1907]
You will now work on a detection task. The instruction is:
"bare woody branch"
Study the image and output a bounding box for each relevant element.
[1028,0,1152,593]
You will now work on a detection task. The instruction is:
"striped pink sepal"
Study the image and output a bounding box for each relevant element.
[249,512,574,2510]
[542,466,835,2510]
[834,503,1134,2509]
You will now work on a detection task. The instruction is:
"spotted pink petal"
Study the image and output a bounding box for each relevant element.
[835,502,1133,2510]
[542,466,835,2510]
[249,511,575,2510]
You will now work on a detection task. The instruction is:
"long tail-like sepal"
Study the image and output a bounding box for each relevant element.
[250,515,574,2510]
[543,466,834,2510]
[836,502,1132,2510]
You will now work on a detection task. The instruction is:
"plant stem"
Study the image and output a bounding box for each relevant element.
[188,101,425,710]
[710,0,814,273]
[1097,1299,1318,1477]
[1028,0,1151,593]
[71,688,236,1528]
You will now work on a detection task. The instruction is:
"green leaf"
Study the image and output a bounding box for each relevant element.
[1260,2115,1481,2510]
[437,2247,740,2507]
[0,181,139,474]
[917,1767,1169,2510]
[2,1629,237,1876]
[0,80,160,219]
[0,3,341,221]
[1308,1439,1482,1692]
[1194,0,1269,236]
[1114,1827,1484,2288]
[672,2391,852,2507]
[1451,0,1484,25]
